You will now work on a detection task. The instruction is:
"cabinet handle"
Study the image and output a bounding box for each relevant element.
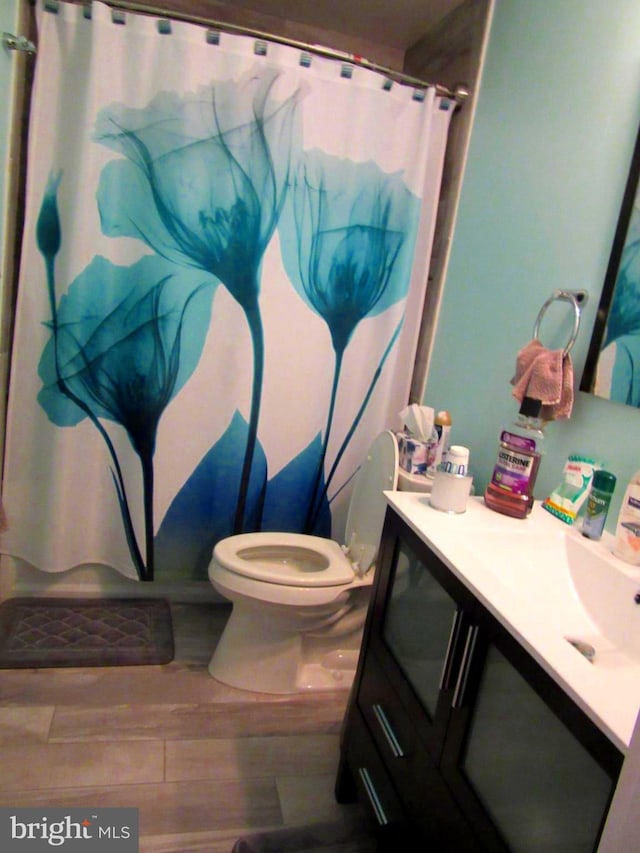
[452,624,479,709]
[358,766,389,826]
[439,608,463,691]
[372,703,404,758]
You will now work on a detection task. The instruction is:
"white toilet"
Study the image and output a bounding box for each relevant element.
[207,430,399,693]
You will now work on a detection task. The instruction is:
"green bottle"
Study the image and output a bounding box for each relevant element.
[582,470,616,540]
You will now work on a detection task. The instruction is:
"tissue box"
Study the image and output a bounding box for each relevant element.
[397,431,435,475]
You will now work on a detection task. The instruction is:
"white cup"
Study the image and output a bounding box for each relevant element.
[430,469,473,513]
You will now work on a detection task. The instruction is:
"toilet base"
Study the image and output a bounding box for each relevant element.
[209,647,360,694]
[295,649,360,692]
[208,604,364,694]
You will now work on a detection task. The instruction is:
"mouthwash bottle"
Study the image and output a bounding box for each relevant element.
[484,397,545,519]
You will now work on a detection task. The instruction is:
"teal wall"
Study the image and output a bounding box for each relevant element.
[425,0,640,529]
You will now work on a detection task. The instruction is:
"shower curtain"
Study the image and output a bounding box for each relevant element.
[1,1,452,583]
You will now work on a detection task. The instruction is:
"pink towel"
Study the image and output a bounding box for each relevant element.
[510,339,574,420]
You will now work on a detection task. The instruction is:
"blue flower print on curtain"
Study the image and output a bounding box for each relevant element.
[154,410,269,581]
[94,70,301,535]
[280,151,421,532]
[37,176,214,581]
[597,237,640,405]
[604,238,640,347]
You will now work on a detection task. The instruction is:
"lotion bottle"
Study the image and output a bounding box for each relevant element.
[484,397,545,519]
[613,470,640,564]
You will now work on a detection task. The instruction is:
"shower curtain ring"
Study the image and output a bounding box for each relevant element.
[2,33,36,55]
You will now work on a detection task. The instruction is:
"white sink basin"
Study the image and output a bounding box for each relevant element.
[566,535,640,664]
[455,523,640,665]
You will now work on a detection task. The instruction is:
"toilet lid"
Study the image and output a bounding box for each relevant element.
[343,430,399,573]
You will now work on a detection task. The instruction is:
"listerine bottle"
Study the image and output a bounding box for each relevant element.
[484,397,545,519]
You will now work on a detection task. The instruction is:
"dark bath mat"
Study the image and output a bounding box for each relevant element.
[0,597,174,668]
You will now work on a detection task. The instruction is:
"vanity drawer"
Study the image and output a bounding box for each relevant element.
[345,705,409,842]
[357,650,479,851]
[358,649,419,768]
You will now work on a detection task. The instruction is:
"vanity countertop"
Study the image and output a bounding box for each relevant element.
[385,491,640,753]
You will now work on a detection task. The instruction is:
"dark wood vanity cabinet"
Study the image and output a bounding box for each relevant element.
[335,508,624,851]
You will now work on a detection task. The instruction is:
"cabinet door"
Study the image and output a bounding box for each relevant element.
[441,611,623,853]
[370,511,476,762]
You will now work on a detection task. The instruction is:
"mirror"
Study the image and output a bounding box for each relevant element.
[581,121,640,407]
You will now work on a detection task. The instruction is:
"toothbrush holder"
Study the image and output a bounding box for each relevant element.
[430,469,473,514]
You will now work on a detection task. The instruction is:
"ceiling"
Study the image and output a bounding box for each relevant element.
[222,0,463,51]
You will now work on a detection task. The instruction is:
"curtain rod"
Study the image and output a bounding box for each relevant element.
[67,0,469,104]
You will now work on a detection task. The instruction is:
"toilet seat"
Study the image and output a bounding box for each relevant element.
[213,534,354,587]
[210,560,372,608]
[211,431,399,588]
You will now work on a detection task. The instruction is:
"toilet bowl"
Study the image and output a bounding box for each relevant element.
[207,430,399,693]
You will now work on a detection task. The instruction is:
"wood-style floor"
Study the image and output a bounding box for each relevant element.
[0,602,370,851]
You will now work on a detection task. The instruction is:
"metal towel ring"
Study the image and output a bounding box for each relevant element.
[532,289,588,357]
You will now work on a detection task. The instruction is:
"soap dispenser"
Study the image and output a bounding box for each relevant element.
[484,397,545,519]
